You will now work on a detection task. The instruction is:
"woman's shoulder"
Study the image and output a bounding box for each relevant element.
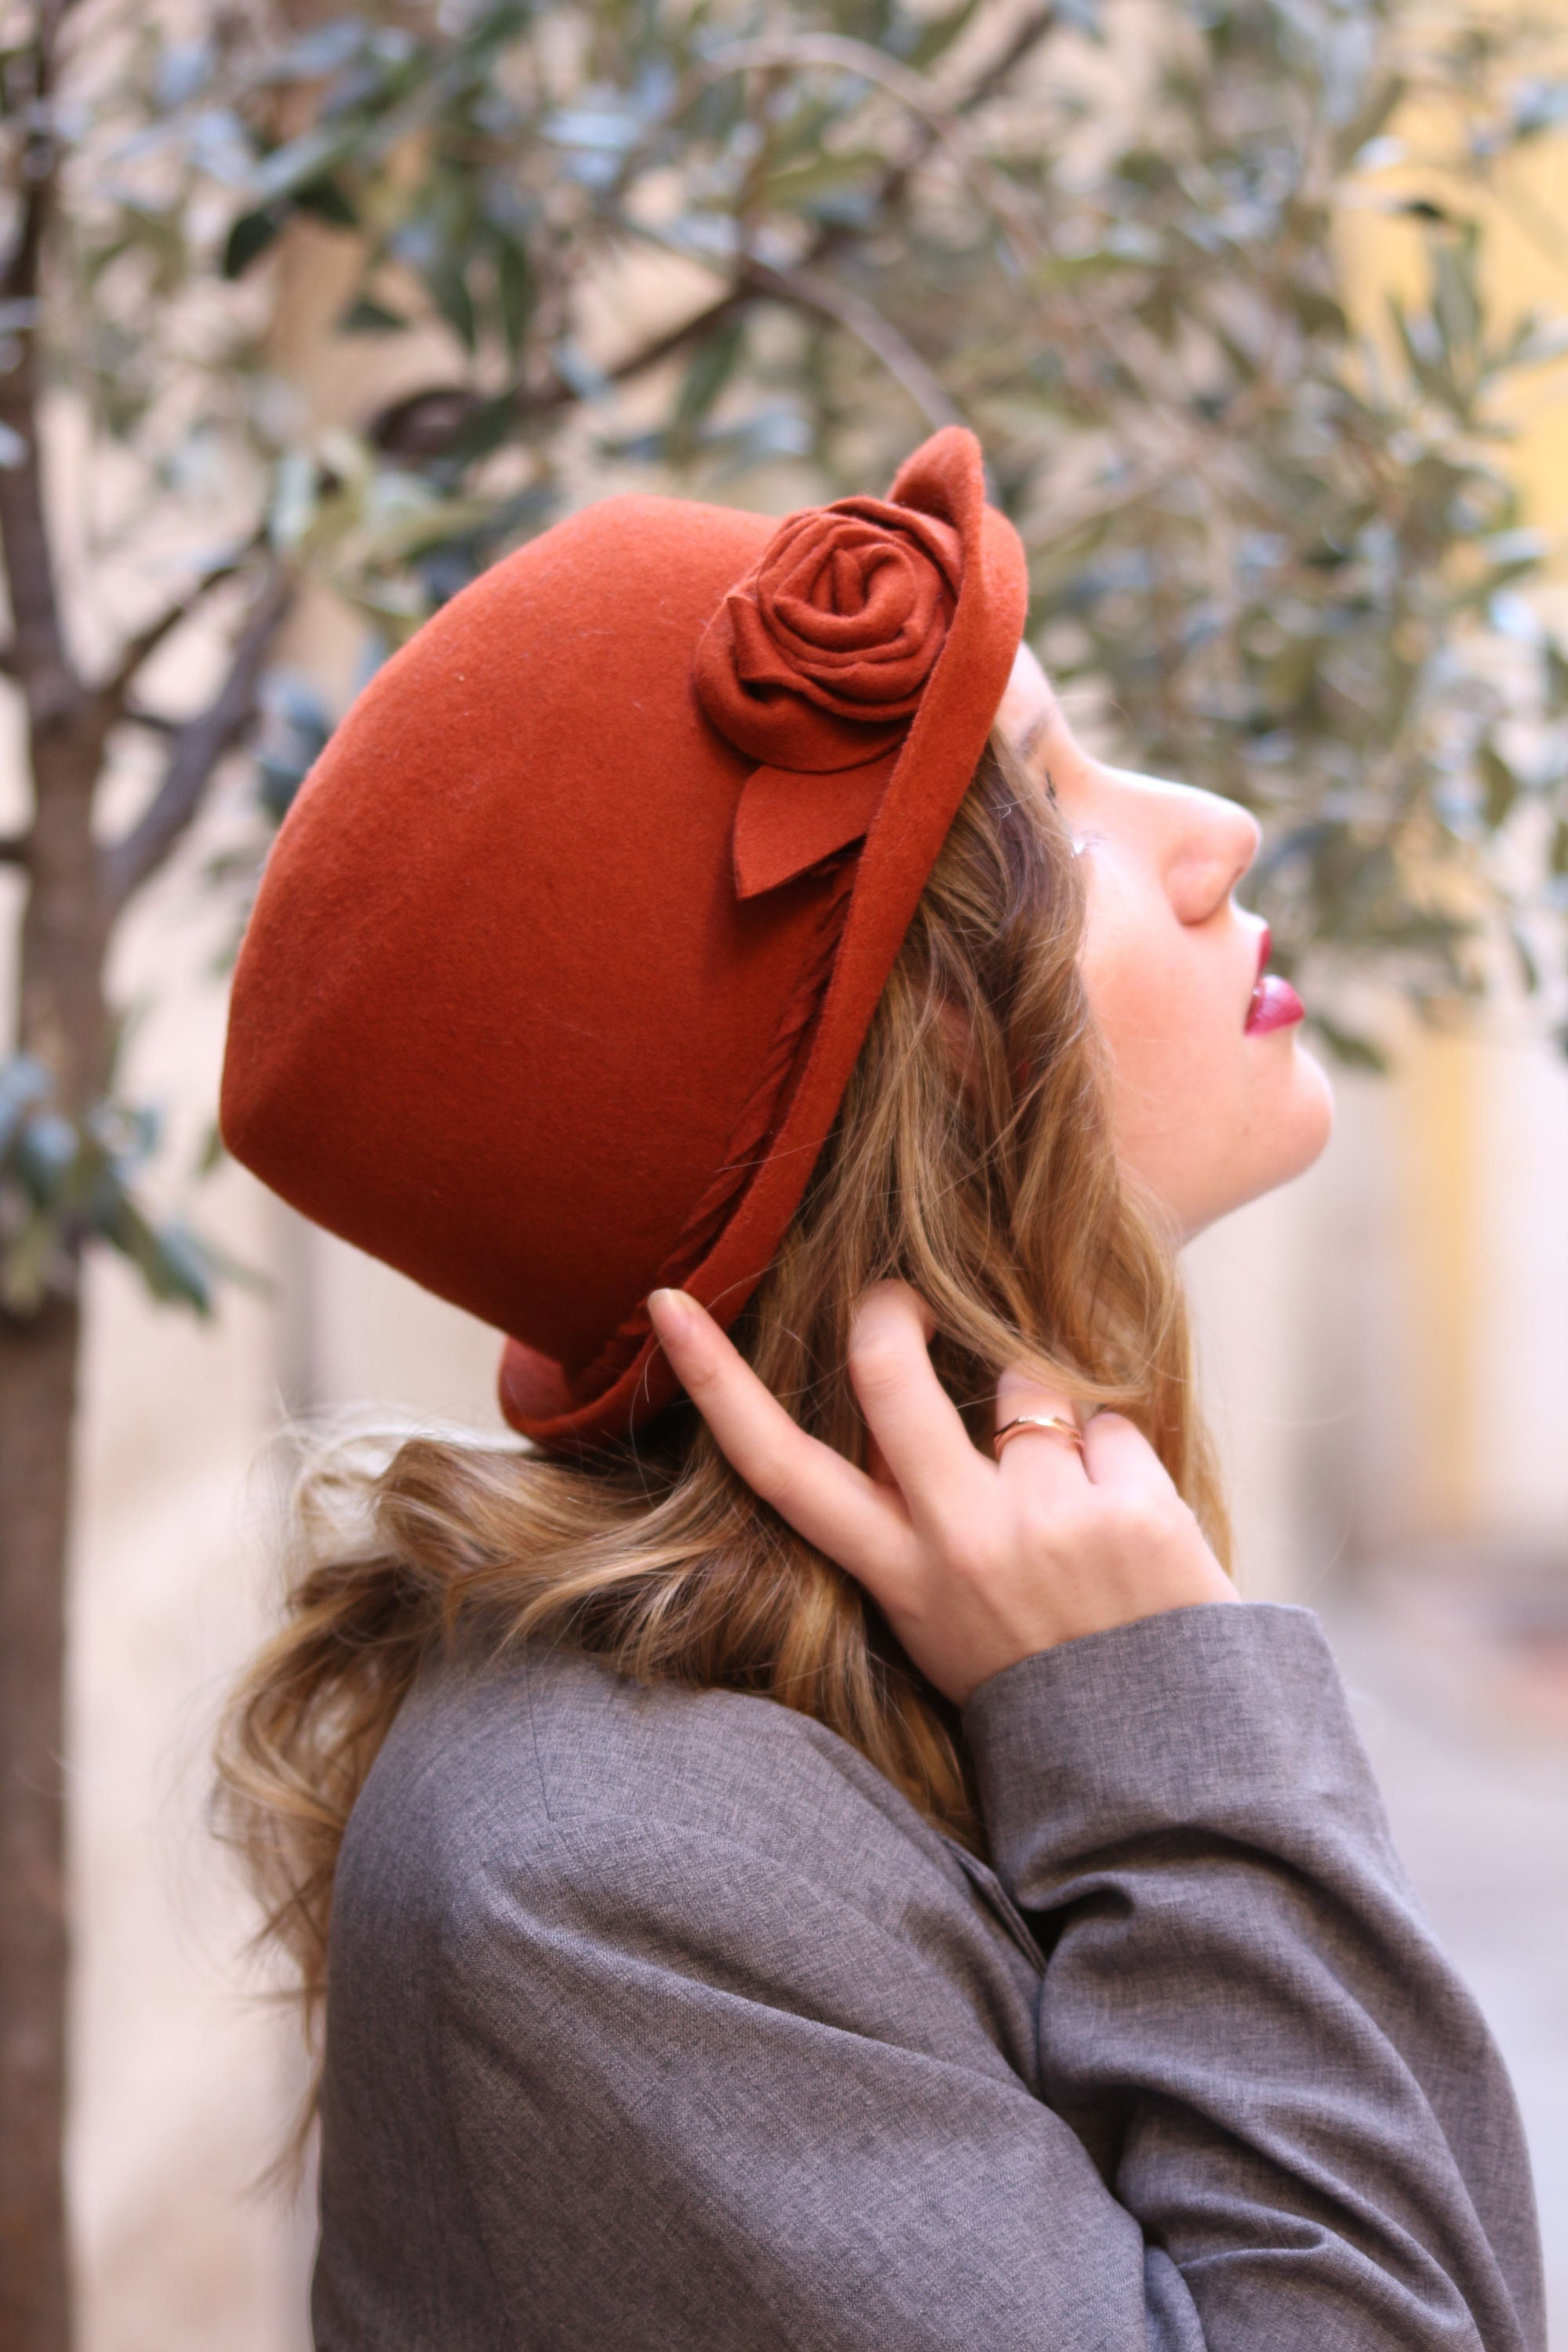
[331,1636,1042,2098]
[343,1636,980,1931]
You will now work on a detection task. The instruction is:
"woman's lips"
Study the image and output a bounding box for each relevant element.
[1247,975,1306,1033]
[1247,946,1305,1036]
[1245,925,1305,1034]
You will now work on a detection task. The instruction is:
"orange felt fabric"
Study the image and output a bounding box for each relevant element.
[732,753,898,899]
[220,429,1028,1449]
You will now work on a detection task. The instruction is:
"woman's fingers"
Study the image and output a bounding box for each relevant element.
[1079,1408,1178,1500]
[647,1290,909,1587]
[652,1286,1236,1704]
[846,1284,992,1537]
[1077,1410,1236,1610]
[1001,1364,1086,1449]
[992,1364,1091,1505]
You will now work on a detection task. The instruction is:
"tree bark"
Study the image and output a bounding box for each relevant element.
[0,712,107,2352]
[0,1294,79,2352]
[0,56,107,2319]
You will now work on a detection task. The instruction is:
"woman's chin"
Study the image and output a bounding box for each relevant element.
[1156,1040,1336,1242]
[1275,1032,1336,1178]
[1225,1036,1335,1221]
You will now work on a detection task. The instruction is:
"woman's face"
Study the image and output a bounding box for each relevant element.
[1001,644,1333,1238]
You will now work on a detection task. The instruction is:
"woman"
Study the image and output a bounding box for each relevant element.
[219,429,1543,2350]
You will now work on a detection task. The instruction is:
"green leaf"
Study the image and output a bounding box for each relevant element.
[1475,740,1517,829]
[251,124,365,207]
[495,238,532,364]
[1508,924,1541,995]
[339,296,411,335]
[763,152,883,215]
[295,177,359,230]
[1338,74,1406,172]
[674,317,746,432]
[1,1210,62,1317]
[1289,286,1348,339]
[103,1194,216,1316]
[903,0,985,74]
[419,252,478,352]
[1432,233,1483,367]
[0,1057,50,1158]
[1508,78,1568,142]
[223,204,286,278]
[14,1112,78,1200]
[1306,1011,1391,1073]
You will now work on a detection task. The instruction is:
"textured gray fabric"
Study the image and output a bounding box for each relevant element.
[314,1602,1544,2350]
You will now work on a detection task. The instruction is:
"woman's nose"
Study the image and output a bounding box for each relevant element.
[1161,787,1261,927]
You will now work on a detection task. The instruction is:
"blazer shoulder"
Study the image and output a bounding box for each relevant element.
[344,1636,988,1945]
[524,1639,946,1857]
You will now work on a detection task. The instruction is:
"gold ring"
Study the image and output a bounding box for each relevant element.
[993,1413,1084,1460]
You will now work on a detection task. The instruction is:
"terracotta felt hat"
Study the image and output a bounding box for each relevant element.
[221,426,1029,1448]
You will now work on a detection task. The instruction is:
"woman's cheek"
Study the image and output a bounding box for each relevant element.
[1073,822,1334,1232]
[1254,1031,1335,1190]
[1080,895,1218,1189]
[1079,875,1254,1233]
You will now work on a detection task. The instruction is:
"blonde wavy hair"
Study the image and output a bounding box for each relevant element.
[217,726,1227,2050]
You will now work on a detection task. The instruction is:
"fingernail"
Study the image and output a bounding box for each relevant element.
[648,1287,693,1339]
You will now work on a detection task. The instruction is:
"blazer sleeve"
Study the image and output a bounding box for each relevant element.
[964,1602,1546,2352]
[434,1605,1544,2352]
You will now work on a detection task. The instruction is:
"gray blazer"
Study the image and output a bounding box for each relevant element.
[314,1603,1544,2350]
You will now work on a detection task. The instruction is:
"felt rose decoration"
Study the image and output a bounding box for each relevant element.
[693,495,964,776]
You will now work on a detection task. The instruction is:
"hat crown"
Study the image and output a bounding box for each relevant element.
[220,430,1027,1447]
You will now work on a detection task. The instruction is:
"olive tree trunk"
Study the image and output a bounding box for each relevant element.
[0,726,110,2352]
[0,13,282,2321]
[0,1293,84,2352]
[0,11,110,2303]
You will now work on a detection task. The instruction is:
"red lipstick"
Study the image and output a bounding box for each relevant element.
[1246,926,1305,1036]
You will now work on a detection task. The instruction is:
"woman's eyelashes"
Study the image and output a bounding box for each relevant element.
[1023,705,1261,918]
[1035,764,1101,860]
[1040,765,1109,861]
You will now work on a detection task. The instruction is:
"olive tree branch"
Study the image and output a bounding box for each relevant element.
[684,34,1045,269]
[366,6,1061,454]
[89,550,257,726]
[100,570,292,913]
[743,256,964,430]
[0,0,85,731]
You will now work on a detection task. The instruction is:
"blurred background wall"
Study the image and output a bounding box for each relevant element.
[28,11,1567,2350]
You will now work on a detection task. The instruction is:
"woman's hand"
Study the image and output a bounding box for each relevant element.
[648,1280,1235,1706]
